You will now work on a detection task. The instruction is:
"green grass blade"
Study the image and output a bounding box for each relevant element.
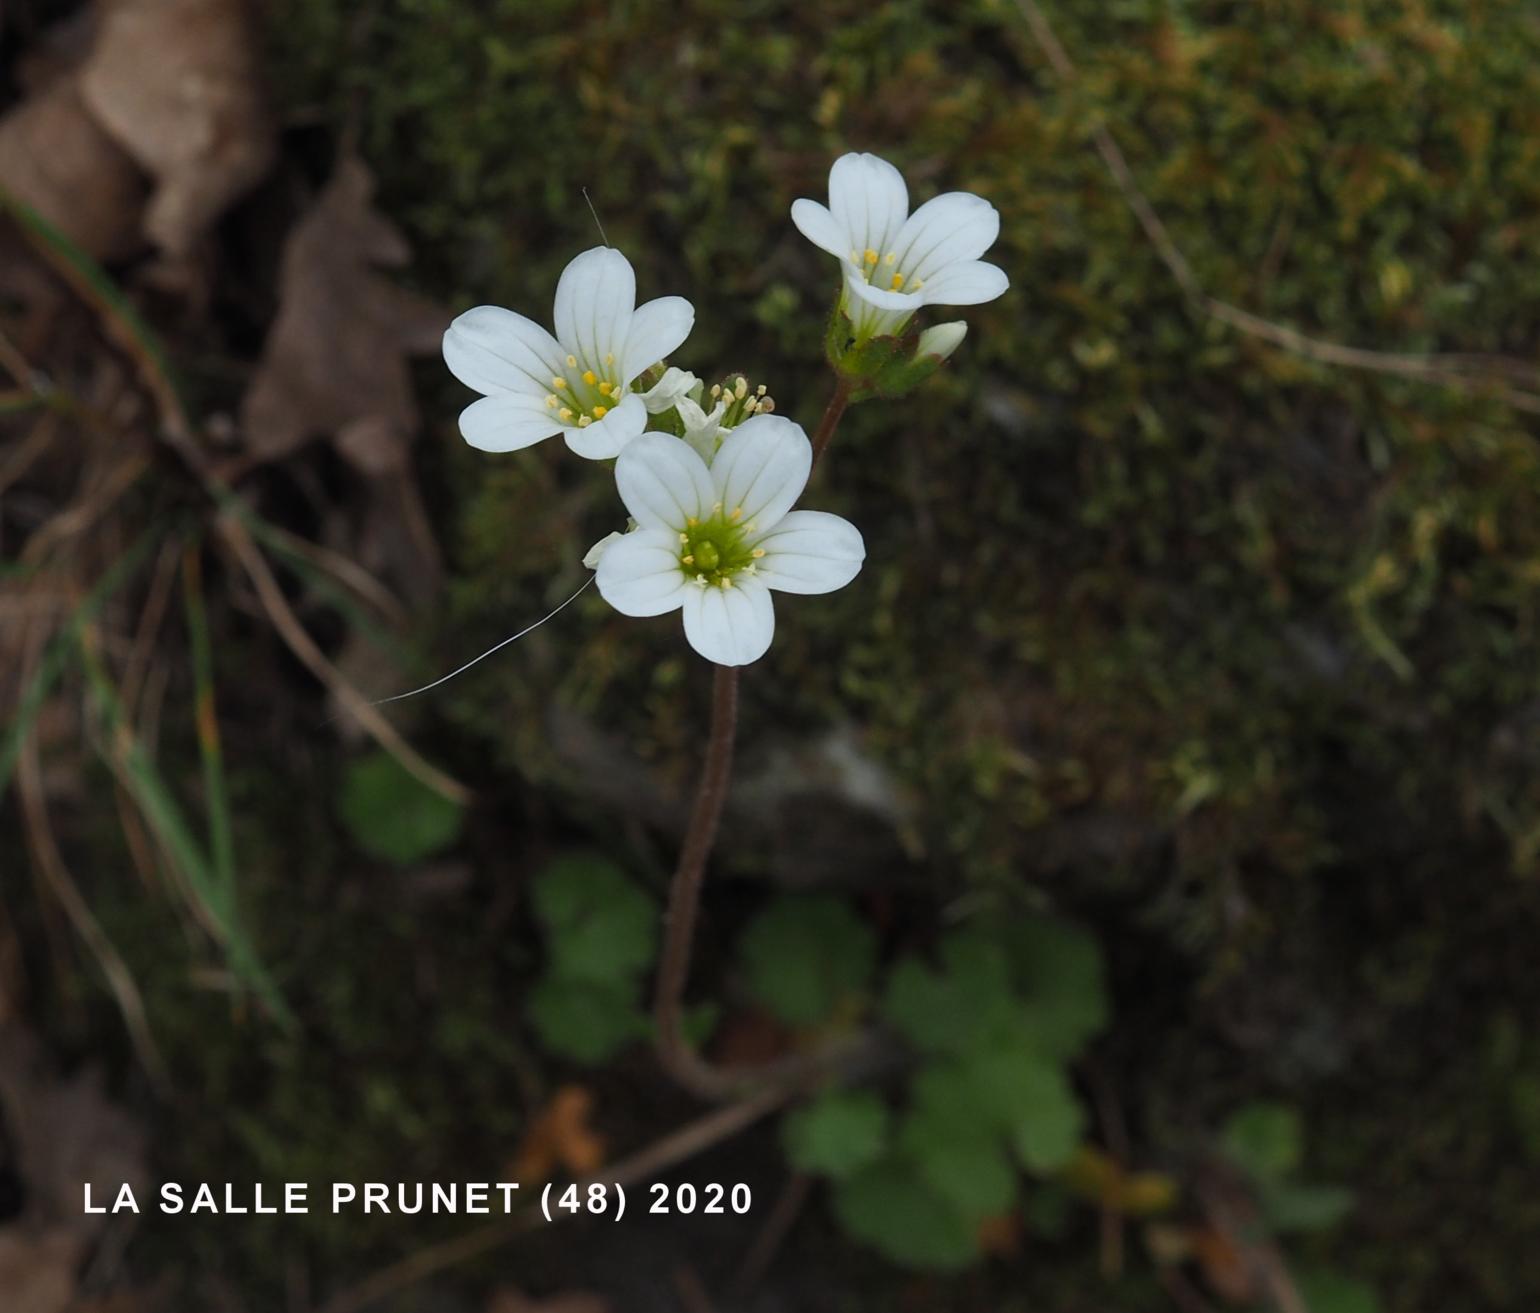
[181,548,237,917]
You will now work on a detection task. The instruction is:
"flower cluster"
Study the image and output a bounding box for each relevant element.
[442,152,1007,667]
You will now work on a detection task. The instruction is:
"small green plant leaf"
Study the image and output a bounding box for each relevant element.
[1008,1063,1085,1174]
[526,976,645,1065]
[1002,917,1110,1059]
[882,932,1019,1054]
[1260,1181,1355,1232]
[900,1067,1017,1221]
[739,894,876,1026]
[831,1158,980,1270]
[338,751,464,865]
[1221,1101,1303,1184]
[783,1089,890,1180]
[530,855,658,984]
[1294,1269,1381,1313]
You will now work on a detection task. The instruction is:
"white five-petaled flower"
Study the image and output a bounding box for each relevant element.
[443,246,694,460]
[791,151,1008,340]
[593,415,865,667]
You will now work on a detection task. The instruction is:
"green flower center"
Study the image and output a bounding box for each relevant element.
[544,352,624,430]
[678,506,764,589]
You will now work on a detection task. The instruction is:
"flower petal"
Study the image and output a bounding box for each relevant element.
[553,246,637,368]
[915,259,1010,307]
[828,152,909,258]
[681,577,775,666]
[709,414,811,532]
[614,431,715,530]
[595,528,689,617]
[790,198,850,259]
[891,192,1001,283]
[622,296,695,382]
[640,366,699,413]
[844,271,926,313]
[752,510,866,595]
[562,393,647,460]
[443,306,564,398]
[457,394,562,452]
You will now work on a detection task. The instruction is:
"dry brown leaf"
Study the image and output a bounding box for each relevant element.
[0,1026,149,1236]
[77,0,275,255]
[0,1228,82,1313]
[509,1085,607,1186]
[239,154,449,466]
[0,77,147,261]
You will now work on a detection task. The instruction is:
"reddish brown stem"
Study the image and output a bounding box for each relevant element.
[654,663,741,1098]
[810,376,853,466]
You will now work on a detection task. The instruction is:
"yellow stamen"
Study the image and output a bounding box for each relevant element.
[592,405,608,418]
[553,376,568,390]
[735,377,747,398]
[720,576,733,589]
[890,273,905,290]
[883,251,897,265]
[682,554,694,564]
[544,394,558,408]
[604,353,615,365]
[558,407,573,420]
[752,548,765,558]
[566,354,577,367]
[598,381,613,396]
[679,532,689,543]
[687,516,699,527]
[730,506,743,520]
[578,415,592,428]
[864,248,878,265]
[756,384,767,396]
[582,370,597,385]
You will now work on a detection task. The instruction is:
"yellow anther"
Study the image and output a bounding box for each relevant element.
[682,554,695,565]
[679,532,690,543]
[598,381,613,396]
[582,370,597,385]
[553,376,568,390]
[890,273,905,290]
[559,407,573,420]
[911,278,924,291]
[578,415,592,427]
[756,384,767,396]
[884,251,897,265]
[752,547,765,558]
[731,506,743,520]
[544,394,558,408]
[592,405,608,418]
[710,384,722,398]
[566,354,577,367]
[864,248,878,264]
[687,516,699,527]
[605,353,615,365]
[720,576,733,589]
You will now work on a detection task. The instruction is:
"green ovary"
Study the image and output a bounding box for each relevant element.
[678,512,763,589]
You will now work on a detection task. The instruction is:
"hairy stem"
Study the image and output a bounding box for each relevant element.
[654,663,741,1098]
[810,376,853,466]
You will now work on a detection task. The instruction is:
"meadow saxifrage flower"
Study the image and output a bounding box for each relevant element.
[592,415,865,667]
[791,151,1008,340]
[443,246,694,460]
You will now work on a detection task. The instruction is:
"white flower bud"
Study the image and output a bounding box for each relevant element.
[917,321,967,362]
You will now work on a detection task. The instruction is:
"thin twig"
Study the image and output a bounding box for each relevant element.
[315,1087,789,1313]
[1011,0,1540,413]
[731,1171,812,1300]
[220,514,473,807]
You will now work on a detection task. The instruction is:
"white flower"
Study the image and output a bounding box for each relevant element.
[676,394,729,461]
[641,366,700,414]
[790,152,1008,340]
[594,415,866,667]
[917,321,967,361]
[443,246,694,460]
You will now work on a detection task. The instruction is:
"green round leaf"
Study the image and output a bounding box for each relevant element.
[530,855,658,984]
[337,751,464,865]
[882,933,1019,1055]
[1221,1101,1303,1184]
[900,1067,1017,1222]
[526,976,645,1065]
[782,1089,890,1180]
[1008,1064,1086,1175]
[832,1158,981,1271]
[739,895,877,1026]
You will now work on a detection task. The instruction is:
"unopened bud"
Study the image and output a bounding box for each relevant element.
[917,320,967,362]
